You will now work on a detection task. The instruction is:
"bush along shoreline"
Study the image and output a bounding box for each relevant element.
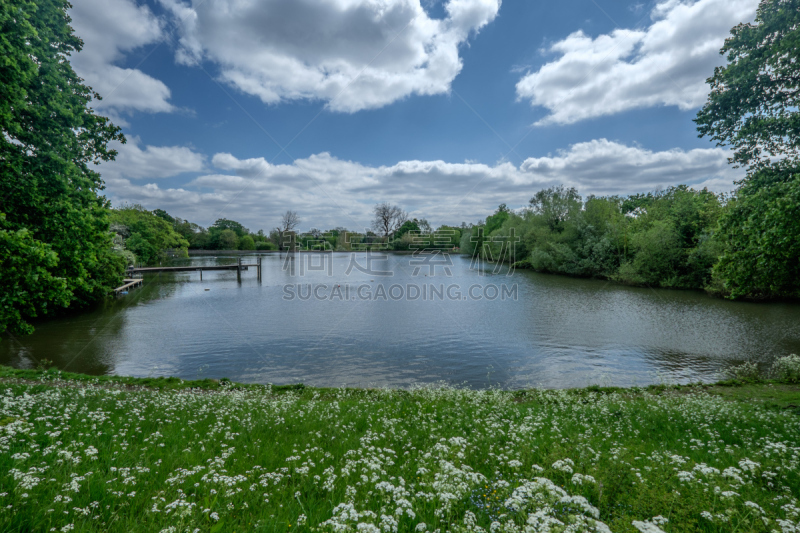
[0,359,798,533]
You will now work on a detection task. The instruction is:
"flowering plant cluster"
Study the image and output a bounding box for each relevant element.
[772,355,800,384]
[0,374,798,532]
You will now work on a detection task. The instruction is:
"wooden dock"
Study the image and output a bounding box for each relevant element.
[126,257,262,282]
[129,264,253,273]
[113,278,143,294]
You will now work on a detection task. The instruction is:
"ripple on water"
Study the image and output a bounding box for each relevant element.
[3,254,800,388]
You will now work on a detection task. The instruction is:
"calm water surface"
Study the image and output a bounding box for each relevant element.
[2,253,799,388]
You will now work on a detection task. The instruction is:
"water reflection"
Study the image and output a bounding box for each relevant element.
[2,253,799,388]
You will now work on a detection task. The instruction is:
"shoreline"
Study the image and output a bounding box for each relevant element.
[2,365,798,404]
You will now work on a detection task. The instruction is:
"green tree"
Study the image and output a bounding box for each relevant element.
[433,226,462,249]
[217,229,239,250]
[238,235,255,250]
[170,217,209,249]
[485,204,511,235]
[208,218,250,249]
[0,0,126,333]
[395,219,421,239]
[189,231,211,250]
[713,167,800,298]
[473,185,722,287]
[152,209,175,224]
[622,221,683,286]
[0,214,71,334]
[110,206,189,265]
[256,241,276,251]
[529,186,582,232]
[695,0,800,171]
[695,0,800,298]
[623,186,723,288]
[211,219,249,237]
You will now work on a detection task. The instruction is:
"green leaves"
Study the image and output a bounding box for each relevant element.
[529,186,582,232]
[693,0,800,299]
[695,0,800,171]
[509,186,724,288]
[0,0,126,334]
[110,206,190,265]
[0,214,70,335]
[714,166,800,299]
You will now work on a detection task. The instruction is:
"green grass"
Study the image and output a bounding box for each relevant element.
[0,367,798,533]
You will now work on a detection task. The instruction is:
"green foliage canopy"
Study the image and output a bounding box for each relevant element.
[529,187,582,232]
[0,215,71,334]
[211,219,249,238]
[468,186,725,291]
[695,0,800,171]
[714,167,800,298]
[694,0,800,298]
[238,235,255,250]
[0,0,126,333]
[109,206,189,266]
[216,229,239,250]
[395,219,420,239]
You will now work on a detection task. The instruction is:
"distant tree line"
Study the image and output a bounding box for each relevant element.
[461,171,796,300]
[461,186,728,290]
[108,202,465,266]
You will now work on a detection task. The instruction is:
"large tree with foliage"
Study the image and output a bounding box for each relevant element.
[0,0,126,334]
[695,0,800,298]
[695,0,800,170]
[529,187,582,232]
[0,215,71,334]
[211,218,249,237]
[110,206,189,265]
[713,167,800,299]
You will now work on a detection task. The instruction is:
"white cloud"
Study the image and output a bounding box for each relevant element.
[70,0,175,116]
[102,140,742,230]
[516,0,758,125]
[97,137,206,180]
[519,139,740,193]
[159,0,501,112]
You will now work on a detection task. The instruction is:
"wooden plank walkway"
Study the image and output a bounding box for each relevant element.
[129,265,255,273]
[126,257,263,282]
[113,279,143,294]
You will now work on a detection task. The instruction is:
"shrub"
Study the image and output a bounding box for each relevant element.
[771,354,800,383]
[714,168,800,299]
[723,361,760,382]
[614,261,645,285]
[238,235,255,250]
[256,241,276,251]
[110,206,190,265]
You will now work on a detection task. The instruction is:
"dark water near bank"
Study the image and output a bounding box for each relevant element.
[2,253,799,388]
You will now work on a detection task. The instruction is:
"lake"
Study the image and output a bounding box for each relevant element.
[2,252,799,389]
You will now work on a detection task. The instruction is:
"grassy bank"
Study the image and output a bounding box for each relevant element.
[0,368,799,532]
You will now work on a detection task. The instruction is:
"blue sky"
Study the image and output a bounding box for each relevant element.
[70,0,758,232]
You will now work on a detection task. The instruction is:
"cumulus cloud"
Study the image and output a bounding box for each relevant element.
[519,139,741,194]
[97,137,206,180]
[159,0,500,112]
[516,0,758,125]
[101,140,742,230]
[69,0,174,116]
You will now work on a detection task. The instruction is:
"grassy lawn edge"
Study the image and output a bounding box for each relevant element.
[2,364,799,409]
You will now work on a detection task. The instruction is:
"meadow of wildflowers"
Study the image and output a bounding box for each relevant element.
[0,366,799,533]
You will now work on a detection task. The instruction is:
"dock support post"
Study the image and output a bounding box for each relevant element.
[257,256,262,282]
[199,269,202,281]
[237,257,242,283]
